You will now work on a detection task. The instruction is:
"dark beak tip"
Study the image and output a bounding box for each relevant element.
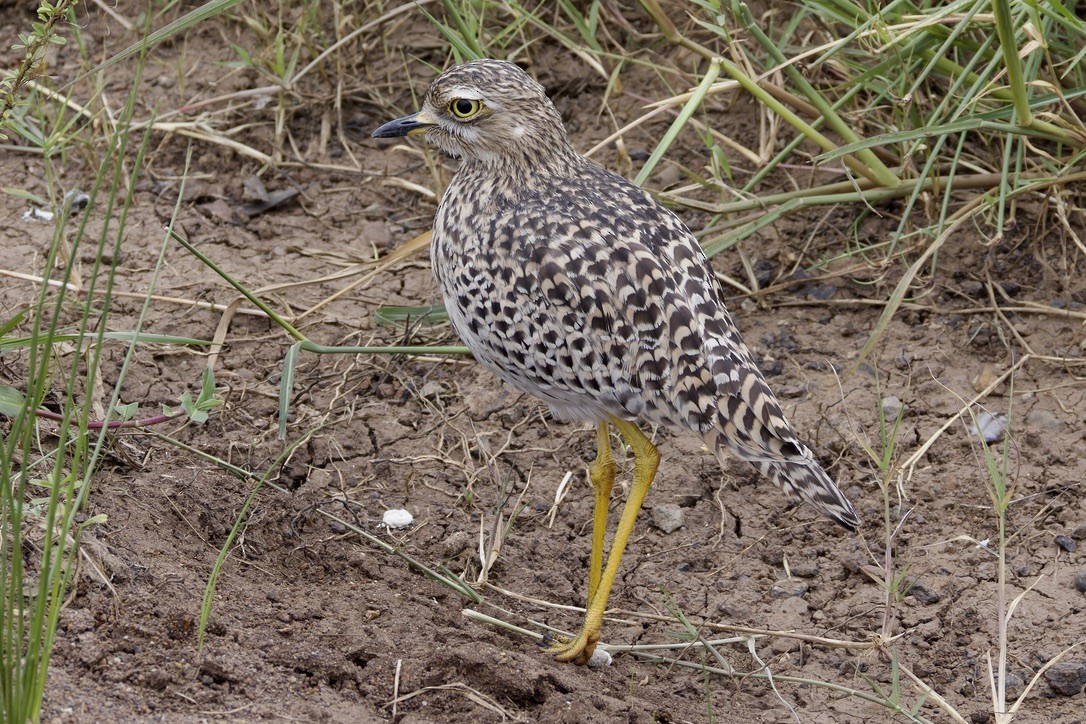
[370,121,403,139]
[372,113,430,140]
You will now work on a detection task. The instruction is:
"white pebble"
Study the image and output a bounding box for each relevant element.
[382,509,413,529]
[967,410,1006,443]
[587,648,613,668]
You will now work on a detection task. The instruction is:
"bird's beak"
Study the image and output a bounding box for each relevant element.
[371,110,437,138]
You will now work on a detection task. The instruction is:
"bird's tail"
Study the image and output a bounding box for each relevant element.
[704,423,860,529]
[748,457,860,530]
[693,332,859,528]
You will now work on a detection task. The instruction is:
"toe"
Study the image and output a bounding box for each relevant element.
[546,630,598,664]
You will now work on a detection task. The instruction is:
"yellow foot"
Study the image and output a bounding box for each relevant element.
[541,629,599,665]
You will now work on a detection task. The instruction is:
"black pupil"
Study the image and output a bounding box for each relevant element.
[455,100,474,115]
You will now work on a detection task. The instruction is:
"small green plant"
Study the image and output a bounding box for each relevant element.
[0,367,220,429]
[0,0,78,138]
[0,1,245,717]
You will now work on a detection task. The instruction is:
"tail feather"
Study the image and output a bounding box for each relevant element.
[753,458,859,530]
[704,415,860,529]
[697,339,859,528]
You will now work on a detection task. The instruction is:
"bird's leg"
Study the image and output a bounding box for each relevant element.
[548,417,659,664]
[587,421,616,605]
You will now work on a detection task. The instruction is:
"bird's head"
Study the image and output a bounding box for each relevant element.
[372,60,573,164]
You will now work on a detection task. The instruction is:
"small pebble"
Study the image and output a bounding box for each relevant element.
[769,579,808,598]
[417,381,444,399]
[1044,662,1086,696]
[1072,570,1086,593]
[441,530,473,559]
[967,410,1005,443]
[804,283,837,300]
[652,503,684,534]
[775,596,809,616]
[880,396,903,420]
[382,509,414,529]
[587,648,613,668]
[789,561,820,579]
[1055,535,1076,553]
[908,584,942,605]
[1026,407,1066,431]
[972,364,999,393]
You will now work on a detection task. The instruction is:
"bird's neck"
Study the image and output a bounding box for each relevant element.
[458,144,585,196]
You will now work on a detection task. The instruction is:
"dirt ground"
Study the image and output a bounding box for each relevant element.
[2,2,1086,722]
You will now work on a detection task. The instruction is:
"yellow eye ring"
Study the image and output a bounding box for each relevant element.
[449,98,482,119]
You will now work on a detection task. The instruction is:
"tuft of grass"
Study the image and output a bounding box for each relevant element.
[638,0,1085,362]
[0,2,254,719]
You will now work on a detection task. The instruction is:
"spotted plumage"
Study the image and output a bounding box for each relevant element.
[373,60,859,663]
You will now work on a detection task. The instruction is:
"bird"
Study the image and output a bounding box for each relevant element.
[372,59,859,665]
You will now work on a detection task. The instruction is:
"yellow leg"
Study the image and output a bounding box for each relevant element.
[587,422,616,604]
[547,417,660,664]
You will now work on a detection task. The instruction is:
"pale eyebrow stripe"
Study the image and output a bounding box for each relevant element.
[444,86,485,101]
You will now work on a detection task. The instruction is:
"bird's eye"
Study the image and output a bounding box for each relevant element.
[449,98,482,119]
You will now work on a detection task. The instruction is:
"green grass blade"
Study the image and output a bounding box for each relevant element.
[634,60,721,187]
[278,342,301,441]
[374,304,450,325]
[71,0,247,85]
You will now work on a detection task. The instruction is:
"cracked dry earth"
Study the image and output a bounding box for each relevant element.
[2,2,1086,722]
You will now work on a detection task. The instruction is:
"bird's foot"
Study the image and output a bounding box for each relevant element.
[540,629,599,665]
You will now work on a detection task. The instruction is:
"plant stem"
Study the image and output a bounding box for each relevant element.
[990,0,1033,126]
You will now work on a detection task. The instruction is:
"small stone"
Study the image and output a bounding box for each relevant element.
[587,648,613,668]
[1044,662,1086,696]
[418,381,444,399]
[769,579,808,598]
[652,503,684,534]
[1072,570,1086,593]
[778,384,808,399]
[1004,671,1027,699]
[359,219,393,249]
[967,411,1006,443]
[441,530,473,559]
[789,561,820,579]
[199,657,238,684]
[972,364,999,393]
[1026,407,1066,431]
[775,596,809,616]
[1071,524,1086,541]
[804,283,837,300]
[1056,535,1076,553]
[880,396,903,420]
[382,509,413,529]
[908,584,941,604]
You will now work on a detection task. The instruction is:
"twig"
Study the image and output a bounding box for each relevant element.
[391,658,402,720]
